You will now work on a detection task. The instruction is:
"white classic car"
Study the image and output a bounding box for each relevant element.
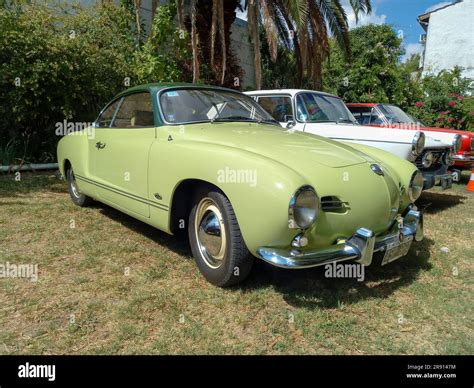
[245,89,459,190]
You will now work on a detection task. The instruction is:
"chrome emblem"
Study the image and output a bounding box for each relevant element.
[370,164,384,176]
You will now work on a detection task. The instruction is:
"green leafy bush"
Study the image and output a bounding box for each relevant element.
[407,68,473,131]
[322,24,423,108]
[0,1,189,164]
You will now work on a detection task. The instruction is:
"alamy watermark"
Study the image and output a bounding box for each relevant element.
[217,167,257,187]
[325,262,365,282]
[0,262,38,282]
[55,120,95,139]
[18,362,55,382]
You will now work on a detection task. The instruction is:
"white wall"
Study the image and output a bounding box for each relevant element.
[422,0,474,80]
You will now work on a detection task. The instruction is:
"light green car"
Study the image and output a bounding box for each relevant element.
[57,83,424,286]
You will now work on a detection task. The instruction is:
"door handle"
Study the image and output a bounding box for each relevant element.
[95,141,106,150]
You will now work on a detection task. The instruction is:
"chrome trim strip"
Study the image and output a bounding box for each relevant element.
[329,137,412,145]
[75,174,169,211]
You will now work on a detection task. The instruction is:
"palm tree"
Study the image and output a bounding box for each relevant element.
[249,0,372,89]
[177,0,243,87]
[178,0,372,89]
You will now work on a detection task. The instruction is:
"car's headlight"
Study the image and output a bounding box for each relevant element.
[408,171,424,202]
[452,134,462,153]
[443,150,454,165]
[421,151,434,168]
[289,186,320,229]
[412,131,425,156]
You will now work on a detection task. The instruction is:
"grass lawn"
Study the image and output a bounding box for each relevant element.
[0,171,472,355]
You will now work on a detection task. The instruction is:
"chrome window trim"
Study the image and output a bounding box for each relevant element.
[94,97,123,128]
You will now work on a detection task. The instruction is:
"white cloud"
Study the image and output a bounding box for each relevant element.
[401,43,424,63]
[425,1,453,13]
[343,3,387,29]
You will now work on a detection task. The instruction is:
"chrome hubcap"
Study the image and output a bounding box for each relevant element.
[195,198,226,269]
[69,170,80,198]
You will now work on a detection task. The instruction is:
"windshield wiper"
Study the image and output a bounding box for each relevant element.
[210,116,279,126]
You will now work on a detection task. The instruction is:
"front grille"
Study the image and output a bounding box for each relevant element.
[415,149,445,169]
[321,196,349,212]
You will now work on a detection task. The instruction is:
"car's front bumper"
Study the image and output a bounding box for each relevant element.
[453,153,474,169]
[256,208,423,269]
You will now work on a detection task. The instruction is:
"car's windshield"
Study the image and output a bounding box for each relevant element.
[379,104,421,125]
[296,92,357,124]
[159,88,278,125]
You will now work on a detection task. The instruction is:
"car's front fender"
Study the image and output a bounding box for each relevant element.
[148,136,308,254]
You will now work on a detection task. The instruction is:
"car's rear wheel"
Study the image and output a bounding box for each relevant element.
[66,166,92,207]
[188,188,253,287]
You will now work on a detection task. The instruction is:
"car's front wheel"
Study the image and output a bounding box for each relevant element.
[66,166,92,207]
[188,188,253,287]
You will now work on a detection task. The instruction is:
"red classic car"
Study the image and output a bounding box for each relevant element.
[346,103,474,180]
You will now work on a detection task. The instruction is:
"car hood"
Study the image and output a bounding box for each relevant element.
[181,122,368,168]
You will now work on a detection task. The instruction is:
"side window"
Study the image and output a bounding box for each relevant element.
[96,99,121,128]
[112,92,154,128]
[369,108,384,125]
[257,96,293,122]
[349,107,372,125]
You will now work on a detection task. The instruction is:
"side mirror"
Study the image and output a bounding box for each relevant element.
[286,120,296,129]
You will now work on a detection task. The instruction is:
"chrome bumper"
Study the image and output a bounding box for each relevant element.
[256,209,423,269]
[453,154,474,163]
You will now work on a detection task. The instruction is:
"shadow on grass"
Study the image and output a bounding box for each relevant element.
[95,202,192,259]
[239,237,434,310]
[94,198,435,308]
[0,171,66,197]
[417,191,467,214]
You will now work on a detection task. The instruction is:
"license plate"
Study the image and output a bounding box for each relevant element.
[381,238,413,266]
[441,176,452,190]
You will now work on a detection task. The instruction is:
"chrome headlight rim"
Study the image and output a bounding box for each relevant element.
[412,131,425,156]
[443,150,454,165]
[408,170,424,203]
[452,134,462,153]
[289,185,320,230]
[421,151,434,168]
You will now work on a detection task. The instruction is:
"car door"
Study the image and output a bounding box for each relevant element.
[89,92,155,218]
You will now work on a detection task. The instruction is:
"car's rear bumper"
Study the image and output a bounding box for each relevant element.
[256,208,423,269]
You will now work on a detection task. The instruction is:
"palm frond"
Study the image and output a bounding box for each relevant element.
[317,0,350,59]
[349,0,372,22]
[260,0,279,62]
